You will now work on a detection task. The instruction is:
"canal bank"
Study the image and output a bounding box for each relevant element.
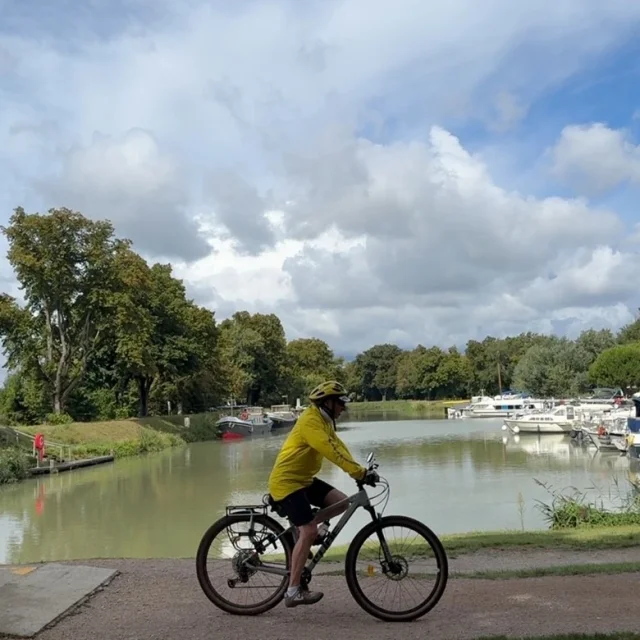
[0,413,225,485]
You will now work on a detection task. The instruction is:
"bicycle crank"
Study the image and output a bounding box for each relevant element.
[300,566,313,588]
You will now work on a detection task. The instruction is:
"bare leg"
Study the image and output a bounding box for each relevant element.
[285,489,348,608]
[314,488,350,522]
[288,521,317,589]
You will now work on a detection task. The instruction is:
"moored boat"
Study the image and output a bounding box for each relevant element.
[502,404,579,434]
[265,404,298,429]
[216,406,273,440]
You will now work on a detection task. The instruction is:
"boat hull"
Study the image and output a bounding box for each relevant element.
[503,419,574,434]
[216,417,272,439]
[269,416,297,429]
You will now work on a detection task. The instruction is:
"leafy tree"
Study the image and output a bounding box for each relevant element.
[0,207,125,413]
[575,328,616,359]
[353,343,403,400]
[589,343,640,392]
[617,311,640,344]
[512,337,592,397]
[218,312,287,406]
[110,261,218,417]
[286,337,341,401]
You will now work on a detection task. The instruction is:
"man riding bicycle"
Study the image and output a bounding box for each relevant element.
[267,380,378,608]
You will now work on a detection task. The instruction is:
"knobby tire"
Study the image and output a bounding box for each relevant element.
[344,514,449,622]
[196,513,293,616]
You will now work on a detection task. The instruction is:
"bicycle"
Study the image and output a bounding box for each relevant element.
[195,451,449,622]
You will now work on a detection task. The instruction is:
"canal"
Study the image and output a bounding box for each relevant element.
[0,417,636,564]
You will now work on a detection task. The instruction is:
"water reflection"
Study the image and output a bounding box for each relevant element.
[0,417,637,564]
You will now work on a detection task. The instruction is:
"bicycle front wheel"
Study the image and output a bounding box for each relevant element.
[196,513,293,616]
[344,515,448,622]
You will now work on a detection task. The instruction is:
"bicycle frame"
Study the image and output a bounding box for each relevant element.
[239,481,392,579]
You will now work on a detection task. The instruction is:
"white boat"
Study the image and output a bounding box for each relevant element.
[575,387,626,413]
[460,394,548,418]
[502,404,579,434]
[266,404,298,429]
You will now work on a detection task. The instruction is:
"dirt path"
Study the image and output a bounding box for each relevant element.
[6,555,640,640]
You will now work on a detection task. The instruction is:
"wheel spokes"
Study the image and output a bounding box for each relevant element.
[352,524,442,614]
[203,519,288,609]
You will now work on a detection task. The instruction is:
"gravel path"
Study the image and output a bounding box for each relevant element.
[4,551,640,640]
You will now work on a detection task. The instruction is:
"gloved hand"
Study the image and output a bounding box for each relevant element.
[363,469,379,487]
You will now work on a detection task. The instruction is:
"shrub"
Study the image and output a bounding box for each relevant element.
[45,412,74,425]
[0,447,30,484]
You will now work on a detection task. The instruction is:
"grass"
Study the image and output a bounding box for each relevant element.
[463,561,640,580]
[265,524,640,566]
[346,398,469,416]
[475,634,640,640]
[19,420,184,460]
[534,478,640,529]
[0,411,224,482]
[312,525,640,563]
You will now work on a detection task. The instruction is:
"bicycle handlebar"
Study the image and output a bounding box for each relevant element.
[356,451,379,489]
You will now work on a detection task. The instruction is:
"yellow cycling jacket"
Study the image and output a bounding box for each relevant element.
[268,404,366,501]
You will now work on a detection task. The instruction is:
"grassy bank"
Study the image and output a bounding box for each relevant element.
[15,412,223,460]
[0,412,225,484]
[19,420,184,459]
[302,524,640,563]
[346,398,468,417]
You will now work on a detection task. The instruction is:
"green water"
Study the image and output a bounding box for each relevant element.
[0,417,636,564]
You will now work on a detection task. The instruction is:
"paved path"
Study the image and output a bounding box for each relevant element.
[2,556,639,640]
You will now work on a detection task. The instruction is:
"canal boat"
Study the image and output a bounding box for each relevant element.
[265,404,298,429]
[502,404,580,434]
[460,394,548,418]
[216,407,273,440]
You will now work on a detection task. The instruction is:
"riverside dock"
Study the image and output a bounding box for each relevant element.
[29,455,115,476]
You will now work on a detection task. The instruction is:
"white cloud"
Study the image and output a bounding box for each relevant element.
[2,0,640,357]
[549,122,640,195]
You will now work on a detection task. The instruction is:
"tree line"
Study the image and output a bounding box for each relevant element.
[0,206,639,426]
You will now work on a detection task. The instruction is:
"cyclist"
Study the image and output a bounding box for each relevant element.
[267,380,377,608]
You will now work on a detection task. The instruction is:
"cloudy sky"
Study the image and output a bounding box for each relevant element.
[3,0,640,360]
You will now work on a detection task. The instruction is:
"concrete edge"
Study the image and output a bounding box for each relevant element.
[5,569,122,639]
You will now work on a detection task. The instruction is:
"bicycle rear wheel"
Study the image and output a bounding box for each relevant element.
[344,514,448,622]
[196,513,293,616]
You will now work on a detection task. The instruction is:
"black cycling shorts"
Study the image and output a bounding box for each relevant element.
[272,477,335,526]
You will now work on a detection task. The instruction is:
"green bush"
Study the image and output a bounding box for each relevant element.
[0,447,30,484]
[45,412,74,425]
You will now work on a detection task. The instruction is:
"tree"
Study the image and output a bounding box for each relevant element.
[111,261,218,417]
[589,343,640,392]
[512,338,592,398]
[0,207,125,414]
[353,343,403,400]
[285,337,341,400]
[617,311,640,344]
[575,328,616,359]
[218,312,288,406]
